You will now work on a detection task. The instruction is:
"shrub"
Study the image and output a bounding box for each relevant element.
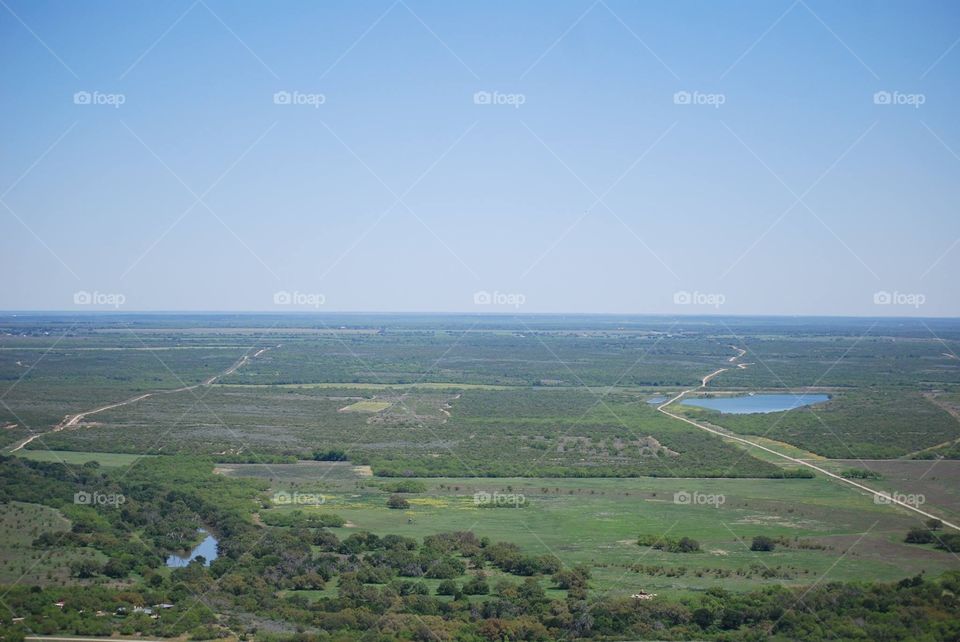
[462,574,489,595]
[750,536,776,552]
[935,532,960,552]
[905,528,934,544]
[436,579,458,596]
[637,534,701,553]
[387,495,410,509]
[313,449,348,461]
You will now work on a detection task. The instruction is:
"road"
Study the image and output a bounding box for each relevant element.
[8,346,272,453]
[657,346,960,532]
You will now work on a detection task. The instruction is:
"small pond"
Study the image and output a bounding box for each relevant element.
[681,393,830,414]
[166,530,218,568]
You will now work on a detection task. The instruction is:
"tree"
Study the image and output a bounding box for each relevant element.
[692,607,715,628]
[905,528,934,544]
[462,574,489,595]
[386,495,410,510]
[750,536,775,552]
[436,579,458,596]
[675,537,701,553]
[926,518,943,531]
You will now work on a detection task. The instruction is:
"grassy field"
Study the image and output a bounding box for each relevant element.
[219,461,960,598]
[338,400,395,413]
[15,449,148,467]
[0,501,106,586]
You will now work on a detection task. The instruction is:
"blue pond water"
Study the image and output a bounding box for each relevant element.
[646,396,668,405]
[166,530,219,568]
[681,393,830,414]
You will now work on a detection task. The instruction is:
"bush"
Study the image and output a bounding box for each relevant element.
[750,536,776,552]
[905,528,934,544]
[462,574,489,595]
[386,495,410,509]
[436,579,458,596]
[935,532,960,552]
[313,449,348,461]
[637,534,700,553]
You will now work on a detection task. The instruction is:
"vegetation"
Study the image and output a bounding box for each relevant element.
[2,315,960,640]
[386,495,410,509]
[751,535,777,552]
[637,533,702,553]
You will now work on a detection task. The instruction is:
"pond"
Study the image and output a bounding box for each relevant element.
[646,396,668,405]
[681,393,830,414]
[166,530,219,568]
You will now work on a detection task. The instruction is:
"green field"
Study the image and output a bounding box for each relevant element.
[2,314,960,641]
[226,461,960,598]
[15,449,148,467]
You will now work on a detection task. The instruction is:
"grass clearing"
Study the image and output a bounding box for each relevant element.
[15,449,148,467]
[236,465,960,598]
[339,400,393,413]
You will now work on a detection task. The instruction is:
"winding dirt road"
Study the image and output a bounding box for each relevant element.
[657,346,960,532]
[8,346,272,453]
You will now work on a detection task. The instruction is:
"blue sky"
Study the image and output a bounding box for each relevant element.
[1,0,959,315]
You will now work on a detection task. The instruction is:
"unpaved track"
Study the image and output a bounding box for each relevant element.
[658,346,960,532]
[8,347,272,453]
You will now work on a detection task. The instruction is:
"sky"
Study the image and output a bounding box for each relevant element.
[1,0,959,316]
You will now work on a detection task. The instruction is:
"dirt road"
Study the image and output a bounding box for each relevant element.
[658,346,960,532]
[8,346,272,453]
